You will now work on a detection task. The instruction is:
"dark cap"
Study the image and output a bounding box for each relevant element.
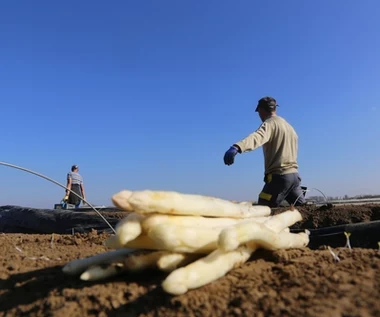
[71,165,79,171]
[255,96,279,112]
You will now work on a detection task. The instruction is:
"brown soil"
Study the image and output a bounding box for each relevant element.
[274,203,380,228]
[1,205,380,316]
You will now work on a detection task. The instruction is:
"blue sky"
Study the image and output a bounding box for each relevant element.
[0,1,379,208]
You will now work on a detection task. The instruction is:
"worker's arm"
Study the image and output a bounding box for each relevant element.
[234,121,272,153]
[223,120,273,166]
[66,177,72,195]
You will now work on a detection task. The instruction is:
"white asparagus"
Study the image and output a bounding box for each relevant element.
[80,251,168,281]
[105,235,124,249]
[145,215,279,253]
[264,231,309,250]
[161,210,307,294]
[112,189,271,218]
[216,209,303,251]
[105,234,160,250]
[218,221,309,252]
[141,213,270,233]
[123,251,169,271]
[147,223,222,253]
[162,244,257,295]
[113,190,133,211]
[80,264,124,281]
[263,209,302,232]
[238,201,254,206]
[142,214,237,232]
[115,212,145,245]
[162,229,309,295]
[144,210,301,253]
[157,253,203,272]
[62,248,135,276]
[213,216,270,228]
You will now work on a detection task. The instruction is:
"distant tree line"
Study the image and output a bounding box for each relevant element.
[307,194,380,202]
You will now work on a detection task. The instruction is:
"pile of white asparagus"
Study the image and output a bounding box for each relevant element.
[62,189,310,295]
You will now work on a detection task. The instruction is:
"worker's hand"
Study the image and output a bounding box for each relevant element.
[63,195,69,201]
[223,146,239,165]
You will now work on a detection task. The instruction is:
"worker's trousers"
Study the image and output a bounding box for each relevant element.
[257,172,306,208]
[68,184,83,208]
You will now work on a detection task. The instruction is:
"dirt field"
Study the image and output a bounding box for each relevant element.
[0,204,379,317]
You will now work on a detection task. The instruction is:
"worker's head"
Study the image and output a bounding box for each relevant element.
[255,96,278,122]
[71,165,79,172]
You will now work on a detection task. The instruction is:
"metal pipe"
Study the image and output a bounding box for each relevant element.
[294,187,328,206]
[0,161,116,234]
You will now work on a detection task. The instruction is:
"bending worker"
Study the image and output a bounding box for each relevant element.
[223,96,306,207]
[64,164,86,208]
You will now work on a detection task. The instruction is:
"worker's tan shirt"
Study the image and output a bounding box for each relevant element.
[234,115,299,175]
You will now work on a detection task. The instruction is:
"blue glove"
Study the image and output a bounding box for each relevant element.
[224,146,239,165]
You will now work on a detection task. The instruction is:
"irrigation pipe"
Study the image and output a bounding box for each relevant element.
[0,161,116,234]
[291,219,380,237]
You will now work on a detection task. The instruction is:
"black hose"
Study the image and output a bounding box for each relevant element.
[291,220,380,249]
[291,220,380,236]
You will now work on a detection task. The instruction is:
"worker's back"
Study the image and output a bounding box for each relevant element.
[67,171,83,185]
[262,116,299,175]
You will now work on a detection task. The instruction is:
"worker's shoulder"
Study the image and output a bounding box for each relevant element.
[267,115,294,126]
[264,115,287,126]
[266,116,297,135]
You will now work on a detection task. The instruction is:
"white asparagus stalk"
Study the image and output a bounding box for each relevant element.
[80,263,124,281]
[147,223,222,253]
[113,190,133,211]
[105,235,124,249]
[213,216,270,228]
[157,253,202,272]
[162,244,257,295]
[124,235,161,250]
[123,251,169,271]
[238,201,254,206]
[211,209,302,251]
[80,251,167,281]
[263,209,302,232]
[218,222,309,252]
[62,248,135,276]
[115,212,145,245]
[216,209,303,251]
[141,213,270,233]
[142,214,237,232]
[105,234,160,250]
[112,189,271,218]
[80,250,165,281]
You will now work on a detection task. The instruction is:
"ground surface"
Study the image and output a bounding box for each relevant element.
[0,204,380,316]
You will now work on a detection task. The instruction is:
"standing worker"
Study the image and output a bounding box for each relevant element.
[64,165,86,208]
[223,96,306,208]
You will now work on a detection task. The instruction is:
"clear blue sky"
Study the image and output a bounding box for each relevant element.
[0,1,379,208]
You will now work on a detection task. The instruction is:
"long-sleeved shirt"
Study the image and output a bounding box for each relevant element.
[234,115,299,175]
